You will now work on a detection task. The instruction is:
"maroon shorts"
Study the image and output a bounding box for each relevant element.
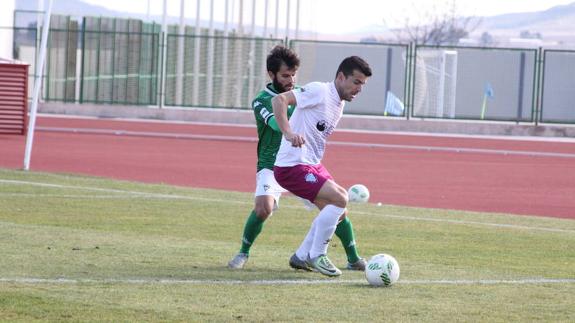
[273,164,333,202]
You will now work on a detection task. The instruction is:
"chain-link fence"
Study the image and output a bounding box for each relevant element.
[9,10,575,124]
[80,17,160,105]
[165,31,282,109]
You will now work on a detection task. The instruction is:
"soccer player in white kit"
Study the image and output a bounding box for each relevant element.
[272,56,372,276]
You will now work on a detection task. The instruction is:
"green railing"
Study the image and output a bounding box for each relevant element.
[9,10,575,124]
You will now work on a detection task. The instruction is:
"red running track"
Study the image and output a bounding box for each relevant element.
[1,115,574,219]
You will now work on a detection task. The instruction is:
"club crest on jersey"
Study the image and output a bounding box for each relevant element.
[263,184,270,191]
[305,173,318,183]
[316,120,326,131]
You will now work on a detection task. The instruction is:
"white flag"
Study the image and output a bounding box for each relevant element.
[384,91,405,116]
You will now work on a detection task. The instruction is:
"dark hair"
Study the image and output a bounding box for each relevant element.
[336,56,372,78]
[266,45,300,74]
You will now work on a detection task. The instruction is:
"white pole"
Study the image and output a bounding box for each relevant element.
[274,0,279,38]
[206,0,215,106]
[146,0,151,20]
[192,0,202,106]
[24,0,53,171]
[248,0,256,101]
[234,0,244,107]
[220,0,229,106]
[175,0,185,105]
[261,0,269,91]
[262,0,269,37]
[158,0,168,108]
[35,0,44,95]
[285,0,290,39]
[295,0,300,39]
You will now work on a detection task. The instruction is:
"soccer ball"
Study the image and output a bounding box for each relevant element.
[365,254,400,287]
[348,184,370,203]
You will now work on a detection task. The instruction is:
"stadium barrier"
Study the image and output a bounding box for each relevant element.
[8,10,575,125]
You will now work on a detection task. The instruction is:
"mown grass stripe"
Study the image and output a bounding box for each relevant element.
[2,179,573,234]
[1,277,574,285]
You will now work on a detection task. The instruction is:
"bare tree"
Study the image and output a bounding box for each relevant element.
[385,0,481,45]
[480,31,496,47]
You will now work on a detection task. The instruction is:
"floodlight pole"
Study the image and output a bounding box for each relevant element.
[23,0,53,171]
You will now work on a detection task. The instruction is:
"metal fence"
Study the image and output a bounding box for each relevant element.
[80,17,160,105]
[9,11,575,124]
[541,49,575,123]
[411,45,538,122]
[165,31,282,109]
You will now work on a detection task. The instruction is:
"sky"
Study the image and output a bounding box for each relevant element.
[81,0,575,35]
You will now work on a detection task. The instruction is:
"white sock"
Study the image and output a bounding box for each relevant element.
[309,205,346,259]
[295,221,316,260]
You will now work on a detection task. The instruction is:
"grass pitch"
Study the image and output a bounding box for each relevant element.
[0,168,574,322]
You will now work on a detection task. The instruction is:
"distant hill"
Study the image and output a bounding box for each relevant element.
[14,0,575,46]
[16,0,120,18]
[479,2,575,31]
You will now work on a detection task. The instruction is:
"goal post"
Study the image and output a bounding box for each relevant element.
[413,49,458,118]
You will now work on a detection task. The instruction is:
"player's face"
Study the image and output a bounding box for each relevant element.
[270,63,297,93]
[336,70,369,102]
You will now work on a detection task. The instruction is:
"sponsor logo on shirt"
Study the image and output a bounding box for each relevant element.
[263,184,270,191]
[316,120,335,136]
[304,173,318,183]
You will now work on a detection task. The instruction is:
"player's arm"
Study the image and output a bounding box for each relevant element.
[267,117,280,132]
[272,92,305,147]
[267,105,295,132]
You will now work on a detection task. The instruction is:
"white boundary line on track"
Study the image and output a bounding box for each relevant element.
[36,126,575,159]
[0,277,574,285]
[2,179,574,234]
[38,113,575,143]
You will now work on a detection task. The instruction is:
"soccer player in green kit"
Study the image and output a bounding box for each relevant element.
[228,45,366,271]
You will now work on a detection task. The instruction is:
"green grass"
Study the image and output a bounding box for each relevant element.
[1,168,574,322]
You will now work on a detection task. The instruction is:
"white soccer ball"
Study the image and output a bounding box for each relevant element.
[348,184,370,203]
[365,254,400,287]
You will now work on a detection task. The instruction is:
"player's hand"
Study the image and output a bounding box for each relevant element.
[285,132,305,147]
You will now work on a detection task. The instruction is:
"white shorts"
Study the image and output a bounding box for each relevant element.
[255,168,287,200]
[254,168,316,211]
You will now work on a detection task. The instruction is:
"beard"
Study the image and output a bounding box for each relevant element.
[272,78,290,93]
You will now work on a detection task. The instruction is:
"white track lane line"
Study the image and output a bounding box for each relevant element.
[37,126,575,159]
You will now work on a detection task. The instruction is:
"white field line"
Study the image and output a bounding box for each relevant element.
[0,193,160,199]
[0,179,251,205]
[37,126,575,159]
[1,179,574,234]
[0,179,575,234]
[0,277,574,286]
[352,210,575,234]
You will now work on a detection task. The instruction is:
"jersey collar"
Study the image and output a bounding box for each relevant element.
[264,83,279,97]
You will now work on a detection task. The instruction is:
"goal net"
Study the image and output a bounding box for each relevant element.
[413,49,458,118]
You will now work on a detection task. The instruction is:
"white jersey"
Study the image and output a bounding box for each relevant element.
[274,81,344,166]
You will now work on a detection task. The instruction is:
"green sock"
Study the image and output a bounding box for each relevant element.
[239,210,264,255]
[335,217,360,263]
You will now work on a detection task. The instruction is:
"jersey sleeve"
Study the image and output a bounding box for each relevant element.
[252,98,275,125]
[292,82,325,109]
